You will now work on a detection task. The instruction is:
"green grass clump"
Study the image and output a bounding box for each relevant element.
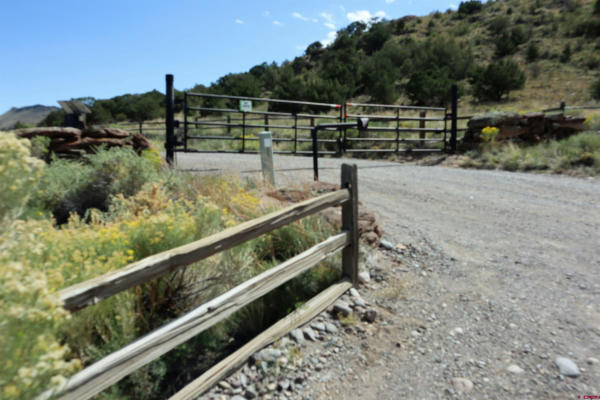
[460,132,600,175]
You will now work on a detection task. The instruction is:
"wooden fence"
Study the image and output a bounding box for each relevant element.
[41,164,359,400]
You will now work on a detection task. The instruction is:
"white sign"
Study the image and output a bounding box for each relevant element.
[240,100,252,112]
[263,137,272,147]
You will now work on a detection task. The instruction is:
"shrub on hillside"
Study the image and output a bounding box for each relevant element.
[458,0,483,16]
[510,26,530,45]
[405,67,456,106]
[573,19,600,37]
[38,110,65,127]
[488,15,510,35]
[471,59,526,101]
[560,44,572,63]
[592,78,600,100]
[494,32,518,58]
[526,42,540,62]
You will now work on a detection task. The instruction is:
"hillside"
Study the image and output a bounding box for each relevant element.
[0,105,59,129]
[35,0,600,126]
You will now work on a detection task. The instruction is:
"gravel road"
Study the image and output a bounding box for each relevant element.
[177,153,600,399]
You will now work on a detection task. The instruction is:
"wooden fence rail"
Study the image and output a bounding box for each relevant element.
[42,164,359,400]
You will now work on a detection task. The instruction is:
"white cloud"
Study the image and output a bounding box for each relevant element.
[312,18,319,23]
[235,19,244,24]
[320,12,336,29]
[273,20,282,26]
[385,0,395,3]
[449,3,458,10]
[292,12,310,21]
[296,44,307,51]
[321,31,337,47]
[346,10,386,23]
[263,10,271,17]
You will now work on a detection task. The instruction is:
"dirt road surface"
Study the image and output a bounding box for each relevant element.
[177,153,599,399]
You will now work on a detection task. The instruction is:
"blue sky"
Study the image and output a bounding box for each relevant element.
[0,0,461,114]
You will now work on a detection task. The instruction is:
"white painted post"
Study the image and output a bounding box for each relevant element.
[258,131,275,185]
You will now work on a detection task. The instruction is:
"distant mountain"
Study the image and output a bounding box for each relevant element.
[0,105,59,130]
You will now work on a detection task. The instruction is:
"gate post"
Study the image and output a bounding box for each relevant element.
[419,111,427,148]
[341,164,358,286]
[450,84,458,154]
[183,92,188,152]
[165,74,175,165]
[311,126,319,181]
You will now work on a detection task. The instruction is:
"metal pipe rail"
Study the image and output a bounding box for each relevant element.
[185,91,341,109]
[346,113,445,121]
[346,101,446,111]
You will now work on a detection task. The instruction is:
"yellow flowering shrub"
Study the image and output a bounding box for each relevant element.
[0,138,335,399]
[481,126,499,143]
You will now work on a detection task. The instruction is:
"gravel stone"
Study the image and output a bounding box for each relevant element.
[352,297,366,307]
[362,309,377,323]
[244,385,257,399]
[325,323,338,334]
[451,377,474,393]
[311,322,326,332]
[303,327,318,342]
[358,270,371,284]
[555,357,581,377]
[507,364,524,374]
[379,239,395,251]
[333,302,352,317]
[290,329,305,345]
[254,348,281,363]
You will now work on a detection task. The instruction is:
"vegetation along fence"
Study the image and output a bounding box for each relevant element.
[40,164,359,400]
[164,74,464,164]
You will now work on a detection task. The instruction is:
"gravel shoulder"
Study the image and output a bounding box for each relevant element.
[177,153,600,399]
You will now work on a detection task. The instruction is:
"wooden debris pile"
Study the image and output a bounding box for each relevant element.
[464,111,586,146]
[16,127,153,157]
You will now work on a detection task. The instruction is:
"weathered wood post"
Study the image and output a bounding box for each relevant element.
[341,164,359,285]
[450,84,458,154]
[165,74,175,165]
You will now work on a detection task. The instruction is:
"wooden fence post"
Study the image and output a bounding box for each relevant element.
[341,164,358,285]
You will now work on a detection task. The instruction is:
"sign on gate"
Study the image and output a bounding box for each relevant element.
[239,100,252,112]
